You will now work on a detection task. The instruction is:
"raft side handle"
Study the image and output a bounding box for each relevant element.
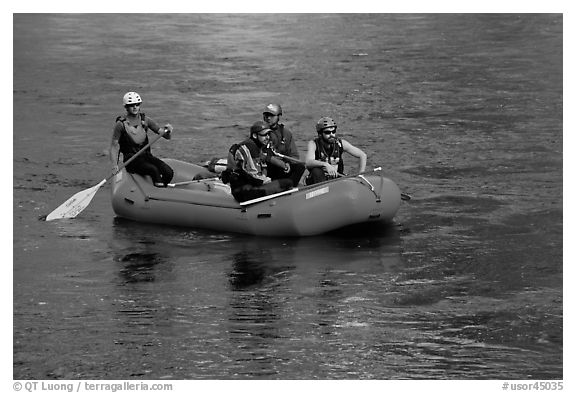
[352,175,380,201]
[358,175,375,192]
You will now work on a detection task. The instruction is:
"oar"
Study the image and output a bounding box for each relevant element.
[167,180,203,188]
[167,177,219,188]
[269,150,306,165]
[239,187,300,206]
[45,131,168,221]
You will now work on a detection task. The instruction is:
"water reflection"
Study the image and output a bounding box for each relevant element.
[225,246,291,377]
[108,218,180,362]
[222,229,403,378]
[54,217,100,241]
[115,252,168,284]
[229,250,275,290]
[103,217,562,379]
[111,218,177,285]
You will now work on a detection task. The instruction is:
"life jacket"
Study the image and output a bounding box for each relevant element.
[269,124,288,153]
[222,138,268,186]
[203,157,228,173]
[115,113,151,161]
[314,137,344,174]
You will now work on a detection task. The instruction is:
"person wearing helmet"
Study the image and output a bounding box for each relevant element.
[223,120,294,202]
[262,103,305,186]
[109,92,175,187]
[304,116,367,185]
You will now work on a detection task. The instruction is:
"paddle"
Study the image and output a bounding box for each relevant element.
[167,177,220,188]
[239,187,300,206]
[45,130,168,221]
[167,180,204,188]
[269,149,306,166]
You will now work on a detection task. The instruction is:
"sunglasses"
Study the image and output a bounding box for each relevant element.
[126,103,141,108]
[257,132,270,137]
[322,129,336,135]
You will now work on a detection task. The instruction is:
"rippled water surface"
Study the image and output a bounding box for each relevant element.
[13,14,562,380]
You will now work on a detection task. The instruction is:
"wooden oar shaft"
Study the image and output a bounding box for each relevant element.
[277,154,305,165]
[168,178,216,187]
[269,150,306,165]
[239,187,300,206]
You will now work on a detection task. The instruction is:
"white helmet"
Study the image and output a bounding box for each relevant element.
[123,92,142,106]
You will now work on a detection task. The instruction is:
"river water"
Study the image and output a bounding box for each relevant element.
[13,14,563,380]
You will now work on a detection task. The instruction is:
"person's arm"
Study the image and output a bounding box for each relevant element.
[235,145,271,184]
[270,127,299,159]
[305,140,338,177]
[109,124,122,173]
[146,116,173,140]
[287,131,300,159]
[269,156,291,172]
[342,139,367,173]
[263,145,290,171]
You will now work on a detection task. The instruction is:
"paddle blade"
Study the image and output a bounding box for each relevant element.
[46,180,107,221]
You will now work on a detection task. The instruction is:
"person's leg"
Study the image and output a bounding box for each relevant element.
[305,167,327,185]
[231,179,294,202]
[289,162,306,186]
[126,157,163,185]
[265,165,284,182]
[268,162,306,186]
[232,184,266,202]
[148,156,174,186]
[259,179,293,195]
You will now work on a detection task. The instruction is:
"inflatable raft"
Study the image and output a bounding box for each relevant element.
[111,159,402,236]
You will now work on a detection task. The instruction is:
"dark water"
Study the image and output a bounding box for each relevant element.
[13,14,562,380]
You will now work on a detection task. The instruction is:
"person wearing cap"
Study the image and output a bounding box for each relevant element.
[224,120,294,202]
[305,116,367,185]
[109,91,175,187]
[262,103,305,186]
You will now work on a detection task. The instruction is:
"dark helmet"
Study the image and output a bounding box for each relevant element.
[316,117,337,133]
[263,103,283,116]
[250,120,271,135]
